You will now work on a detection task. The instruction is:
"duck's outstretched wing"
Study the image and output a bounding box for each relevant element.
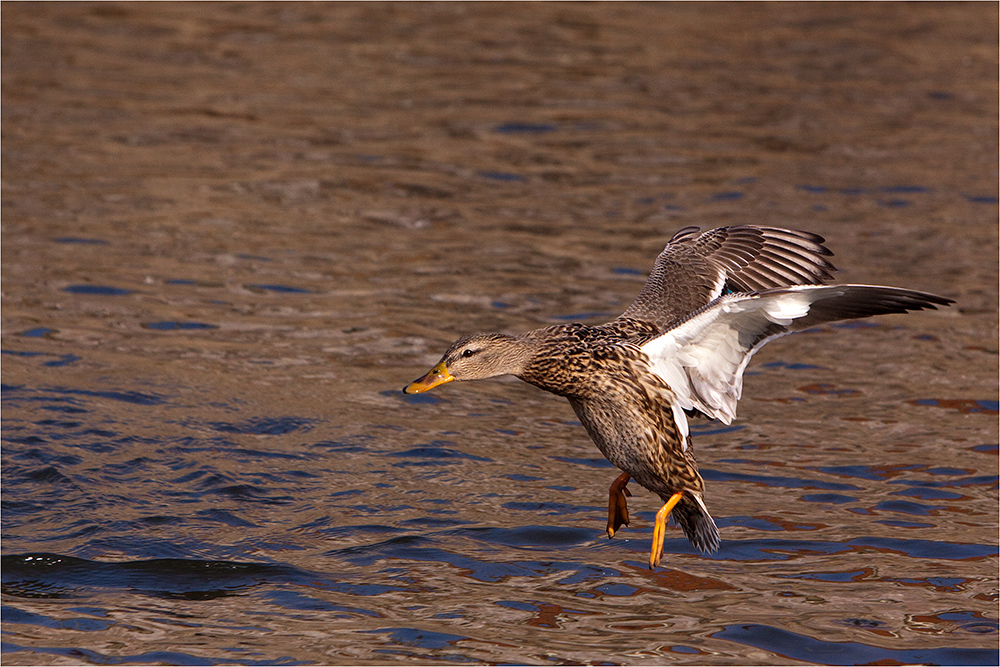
[639,284,954,424]
[620,226,837,330]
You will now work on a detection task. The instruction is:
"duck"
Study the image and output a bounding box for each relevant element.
[403,225,953,569]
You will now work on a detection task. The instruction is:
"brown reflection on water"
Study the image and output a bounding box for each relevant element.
[634,566,738,594]
[3,1,998,665]
[908,398,1000,415]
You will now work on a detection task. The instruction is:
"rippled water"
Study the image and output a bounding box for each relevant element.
[2,3,998,665]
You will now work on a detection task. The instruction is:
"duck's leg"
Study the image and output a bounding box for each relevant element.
[649,491,684,569]
[606,472,632,538]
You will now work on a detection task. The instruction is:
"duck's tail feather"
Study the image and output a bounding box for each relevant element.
[673,493,720,553]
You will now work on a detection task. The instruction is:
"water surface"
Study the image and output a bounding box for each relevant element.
[2,3,997,665]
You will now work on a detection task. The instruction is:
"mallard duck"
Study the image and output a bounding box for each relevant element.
[403,226,952,568]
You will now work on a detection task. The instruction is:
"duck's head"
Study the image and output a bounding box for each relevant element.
[403,333,532,394]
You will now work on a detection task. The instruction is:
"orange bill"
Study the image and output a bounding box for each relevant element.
[403,362,454,394]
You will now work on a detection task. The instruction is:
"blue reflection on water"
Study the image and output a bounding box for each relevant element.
[714,623,997,666]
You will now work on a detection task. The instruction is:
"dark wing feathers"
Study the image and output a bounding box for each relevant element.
[683,227,834,290]
[790,285,954,331]
[736,285,954,355]
[620,225,837,329]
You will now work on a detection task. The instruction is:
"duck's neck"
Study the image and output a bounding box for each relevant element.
[498,333,541,378]
[514,326,575,386]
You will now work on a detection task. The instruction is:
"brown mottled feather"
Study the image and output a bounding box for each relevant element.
[518,323,720,551]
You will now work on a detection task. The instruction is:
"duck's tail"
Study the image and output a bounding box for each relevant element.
[673,492,720,553]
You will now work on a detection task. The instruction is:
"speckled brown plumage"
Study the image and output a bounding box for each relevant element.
[621,226,836,330]
[404,225,953,567]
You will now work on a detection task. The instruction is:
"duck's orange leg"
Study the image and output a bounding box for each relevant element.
[649,491,684,569]
[606,472,632,538]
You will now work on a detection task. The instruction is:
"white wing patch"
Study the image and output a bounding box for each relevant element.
[671,399,690,447]
[640,289,819,424]
[760,291,812,324]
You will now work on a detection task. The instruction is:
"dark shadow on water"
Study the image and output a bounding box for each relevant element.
[550,456,617,469]
[0,642,305,666]
[1,553,319,601]
[388,443,492,464]
[621,536,998,562]
[142,321,218,331]
[205,416,317,435]
[62,285,133,296]
[1,606,114,632]
[2,384,164,407]
[502,501,602,516]
[361,626,468,650]
[453,524,596,548]
[245,283,313,294]
[261,589,381,617]
[701,468,861,491]
[331,530,619,584]
[714,623,998,666]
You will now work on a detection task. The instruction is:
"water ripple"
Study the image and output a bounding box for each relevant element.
[714,623,998,665]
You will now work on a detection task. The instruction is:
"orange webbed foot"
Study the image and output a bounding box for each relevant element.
[649,491,684,569]
[606,472,632,539]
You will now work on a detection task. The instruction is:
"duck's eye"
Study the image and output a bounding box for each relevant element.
[462,349,475,358]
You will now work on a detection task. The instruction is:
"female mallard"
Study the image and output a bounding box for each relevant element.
[403,226,952,568]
